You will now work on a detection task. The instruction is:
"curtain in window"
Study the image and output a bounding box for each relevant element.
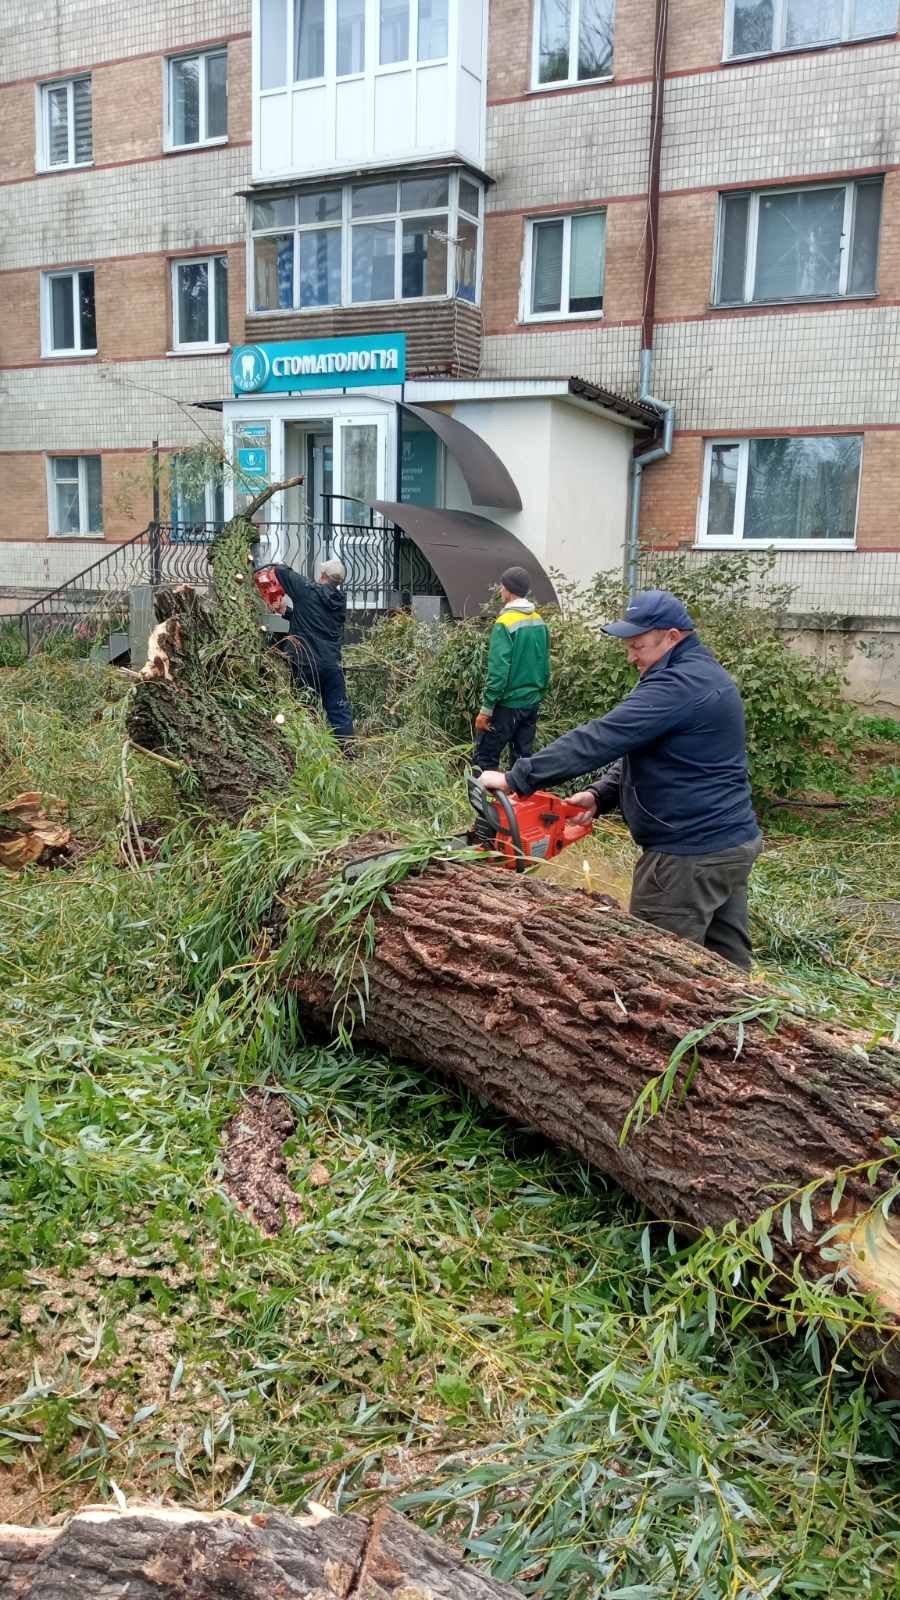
[254,236,294,310]
[337,0,366,73]
[73,78,92,162]
[731,0,773,54]
[532,221,564,313]
[50,277,75,349]
[569,213,605,310]
[295,0,325,79]
[172,58,200,144]
[261,0,287,87]
[784,0,841,45]
[207,52,227,137]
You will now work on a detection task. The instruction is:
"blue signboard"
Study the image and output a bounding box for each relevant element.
[401,430,438,505]
[237,446,269,475]
[232,334,406,395]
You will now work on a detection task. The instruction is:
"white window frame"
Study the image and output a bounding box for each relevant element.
[724,0,898,60]
[248,170,482,313]
[530,0,614,91]
[36,75,92,171]
[712,178,882,307]
[165,48,228,150]
[521,210,606,322]
[697,436,861,551]
[170,255,230,351]
[41,269,97,357]
[46,455,103,538]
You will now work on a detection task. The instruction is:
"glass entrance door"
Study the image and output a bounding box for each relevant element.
[332,416,389,610]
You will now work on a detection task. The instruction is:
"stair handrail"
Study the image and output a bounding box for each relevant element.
[16,522,157,619]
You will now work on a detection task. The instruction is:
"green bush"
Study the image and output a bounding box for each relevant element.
[0,618,27,669]
[348,556,854,798]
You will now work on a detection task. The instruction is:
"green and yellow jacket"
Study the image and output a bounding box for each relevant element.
[481,598,550,712]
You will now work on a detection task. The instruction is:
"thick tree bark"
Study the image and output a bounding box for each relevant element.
[0,1502,521,1598]
[288,858,900,1371]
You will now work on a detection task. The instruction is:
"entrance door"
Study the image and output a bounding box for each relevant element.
[332,416,390,610]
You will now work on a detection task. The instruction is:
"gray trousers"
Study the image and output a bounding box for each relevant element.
[630,836,763,971]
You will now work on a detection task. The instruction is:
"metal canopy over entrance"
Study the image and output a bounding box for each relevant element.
[400,403,523,511]
[360,501,557,616]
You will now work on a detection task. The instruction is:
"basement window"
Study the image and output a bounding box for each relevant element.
[48,456,103,536]
[725,0,897,59]
[533,0,614,88]
[698,435,862,549]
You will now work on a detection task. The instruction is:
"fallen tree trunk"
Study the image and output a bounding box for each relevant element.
[288,856,900,1373]
[0,1501,522,1598]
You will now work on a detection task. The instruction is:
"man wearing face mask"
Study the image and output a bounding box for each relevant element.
[478,590,762,972]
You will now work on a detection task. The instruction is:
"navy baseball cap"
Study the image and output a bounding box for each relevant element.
[602,589,696,639]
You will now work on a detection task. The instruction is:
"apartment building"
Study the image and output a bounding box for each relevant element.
[2,0,899,652]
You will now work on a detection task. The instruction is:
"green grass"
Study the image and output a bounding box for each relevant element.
[1,660,900,1596]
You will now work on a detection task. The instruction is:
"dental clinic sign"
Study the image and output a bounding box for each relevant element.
[231,333,406,395]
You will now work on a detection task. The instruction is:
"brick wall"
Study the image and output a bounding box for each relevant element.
[2,0,249,82]
[1,450,154,544]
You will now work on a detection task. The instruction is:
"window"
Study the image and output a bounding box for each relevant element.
[337,0,366,73]
[700,435,862,547]
[250,172,482,310]
[295,0,325,79]
[526,210,605,318]
[48,456,102,536]
[534,0,614,86]
[42,270,97,355]
[39,76,91,169]
[715,179,882,305]
[726,0,897,58]
[380,0,409,63]
[172,256,229,348]
[167,50,227,147]
[418,0,449,58]
[170,455,226,533]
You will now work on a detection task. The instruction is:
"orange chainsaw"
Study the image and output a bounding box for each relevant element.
[345,777,593,882]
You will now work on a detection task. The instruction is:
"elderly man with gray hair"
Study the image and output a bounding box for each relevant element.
[255,556,354,742]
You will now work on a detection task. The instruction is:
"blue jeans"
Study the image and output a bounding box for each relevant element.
[279,639,354,740]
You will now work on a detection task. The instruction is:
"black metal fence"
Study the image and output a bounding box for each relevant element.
[14,519,447,655]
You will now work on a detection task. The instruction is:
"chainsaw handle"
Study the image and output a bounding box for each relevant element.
[491,788,527,872]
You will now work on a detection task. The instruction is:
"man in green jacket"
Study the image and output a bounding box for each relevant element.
[473,566,550,772]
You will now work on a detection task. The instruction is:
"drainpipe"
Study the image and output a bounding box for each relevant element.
[626,0,675,598]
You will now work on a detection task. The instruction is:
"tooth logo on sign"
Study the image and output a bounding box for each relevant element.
[232,345,270,394]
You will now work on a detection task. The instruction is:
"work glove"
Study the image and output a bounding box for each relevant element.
[474,711,493,733]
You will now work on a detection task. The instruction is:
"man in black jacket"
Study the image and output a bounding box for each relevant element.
[257,557,354,741]
[478,590,762,971]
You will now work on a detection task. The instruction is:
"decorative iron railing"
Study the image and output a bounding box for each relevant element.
[15,518,446,655]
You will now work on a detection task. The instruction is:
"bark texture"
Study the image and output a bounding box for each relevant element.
[126,583,293,824]
[288,858,900,1363]
[0,1503,520,1599]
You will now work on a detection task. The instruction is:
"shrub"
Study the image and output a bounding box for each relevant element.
[348,556,854,798]
[0,618,27,670]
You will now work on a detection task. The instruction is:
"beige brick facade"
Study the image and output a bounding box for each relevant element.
[2,0,899,589]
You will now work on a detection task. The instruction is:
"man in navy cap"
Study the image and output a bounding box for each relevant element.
[478,589,762,971]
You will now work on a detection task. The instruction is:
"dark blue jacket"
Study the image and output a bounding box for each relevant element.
[506,633,760,855]
[274,565,347,669]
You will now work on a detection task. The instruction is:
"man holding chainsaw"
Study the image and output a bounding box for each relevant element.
[478,590,762,972]
[473,566,550,774]
[254,558,354,742]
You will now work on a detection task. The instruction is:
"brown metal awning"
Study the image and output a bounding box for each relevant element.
[367,501,557,616]
[401,403,522,511]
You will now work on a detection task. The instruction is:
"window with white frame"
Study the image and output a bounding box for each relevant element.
[251,171,481,310]
[715,178,882,305]
[700,435,862,547]
[725,0,897,59]
[170,454,226,530]
[167,49,227,147]
[38,76,92,169]
[42,270,97,355]
[48,456,103,536]
[261,0,450,83]
[171,256,229,348]
[525,210,606,318]
[534,0,614,86]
